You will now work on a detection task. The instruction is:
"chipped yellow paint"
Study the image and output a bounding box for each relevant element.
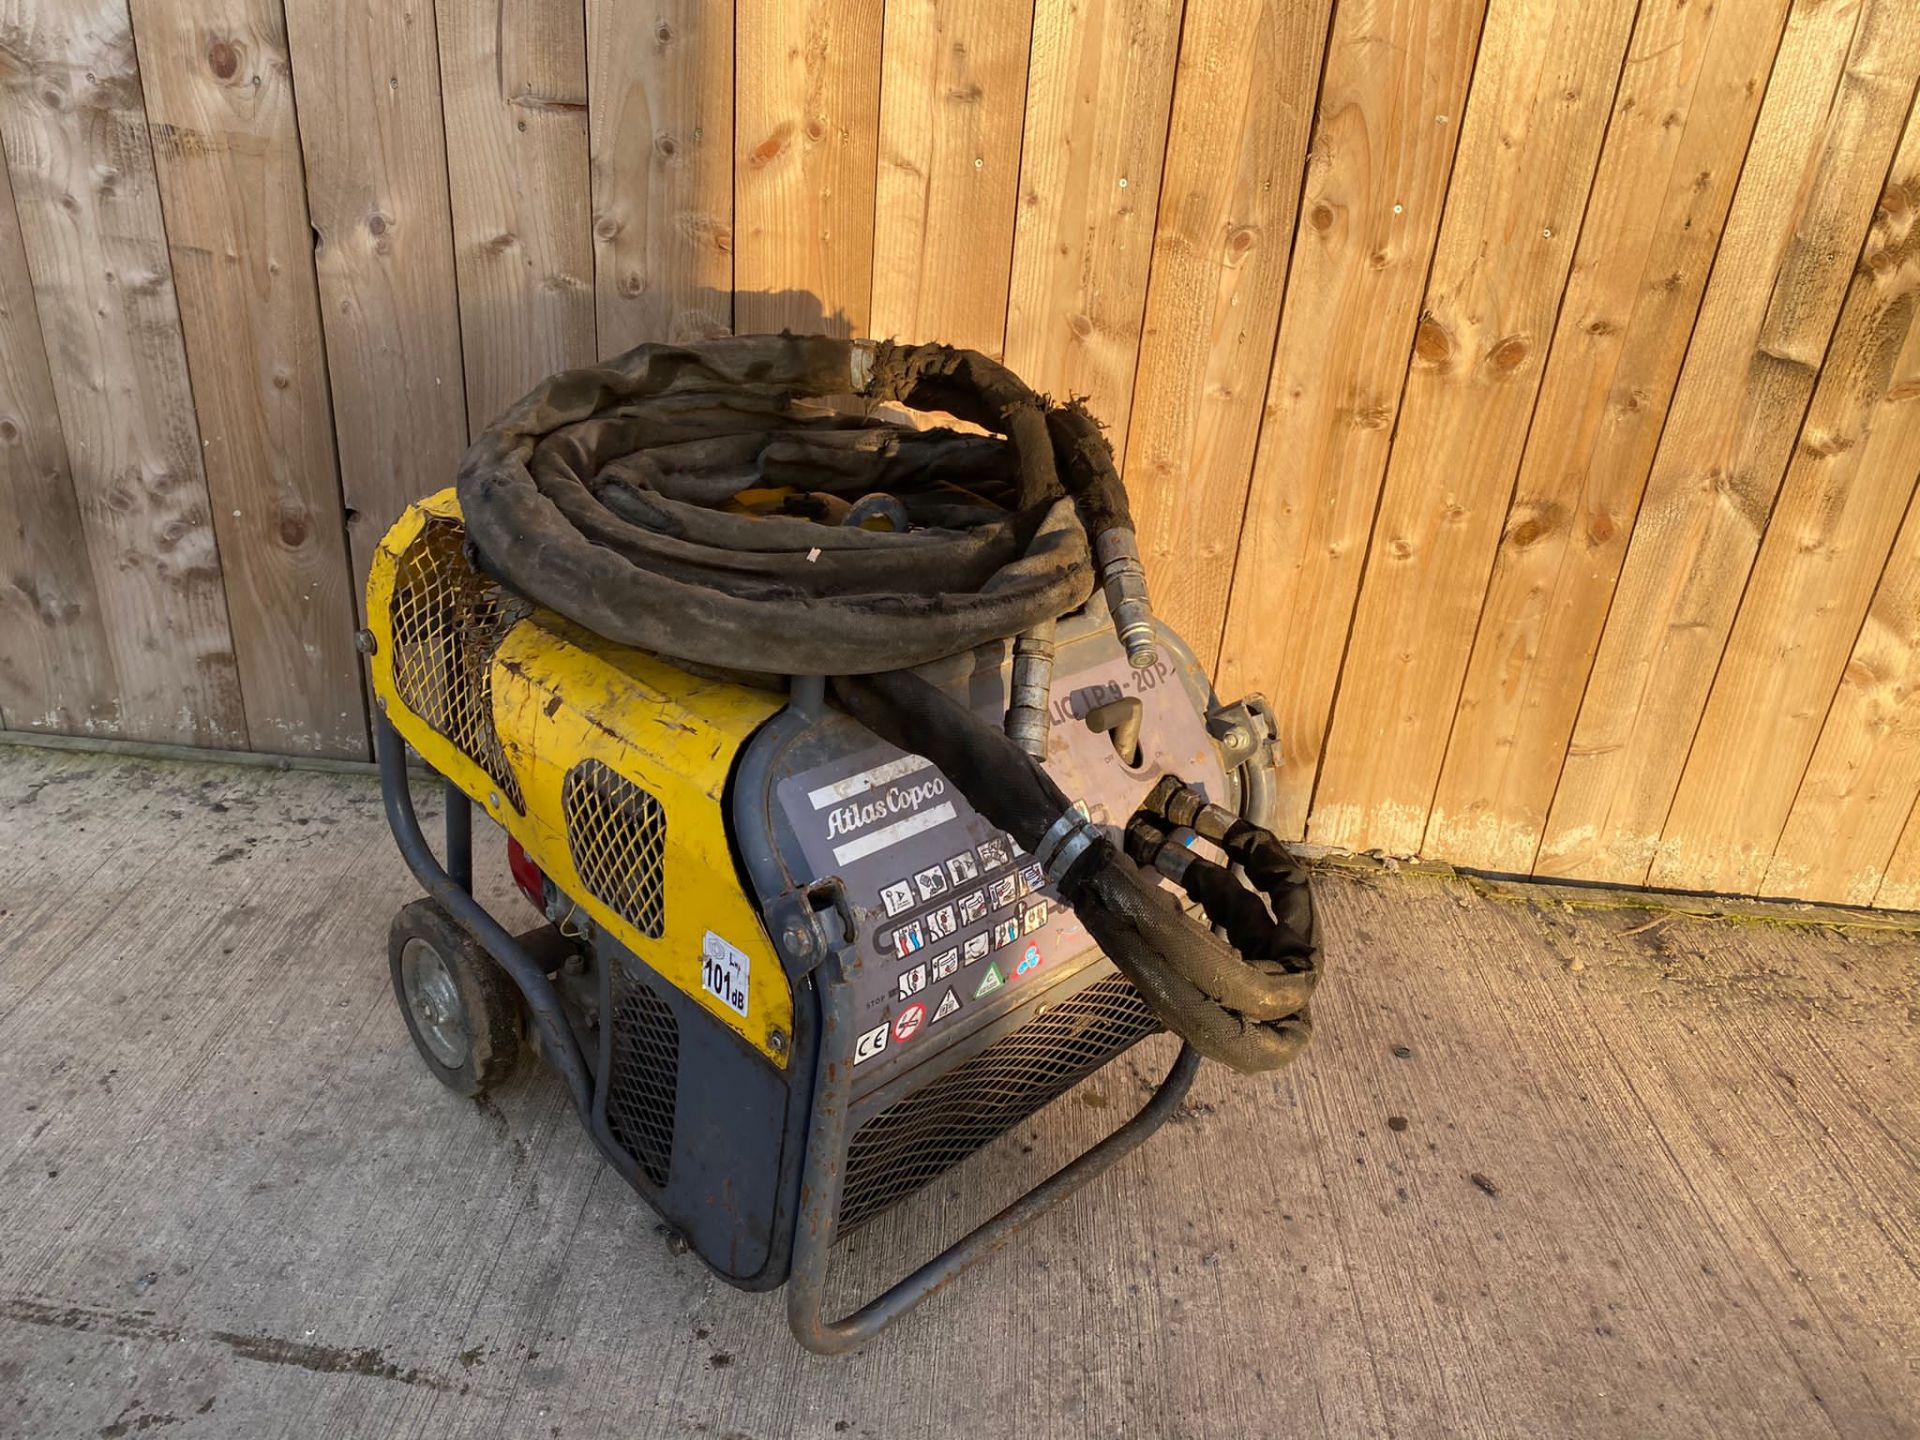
[490,619,790,1057]
[365,491,793,1065]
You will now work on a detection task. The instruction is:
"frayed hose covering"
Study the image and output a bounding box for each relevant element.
[457,335,1111,675]
[456,335,1318,1073]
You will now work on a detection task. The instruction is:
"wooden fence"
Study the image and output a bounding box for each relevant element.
[2,0,1919,907]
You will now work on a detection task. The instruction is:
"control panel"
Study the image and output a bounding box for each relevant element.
[772,648,1229,1093]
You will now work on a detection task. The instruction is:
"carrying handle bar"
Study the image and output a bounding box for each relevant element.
[784,955,1200,1354]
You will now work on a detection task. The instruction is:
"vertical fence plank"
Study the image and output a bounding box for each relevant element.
[1770,472,1920,906]
[869,0,1032,355]
[1001,0,1182,454]
[1119,0,1332,671]
[588,0,733,351]
[438,0,595,430]
[284,0,471,599]
[0,142,118,735]
[1652,113,1920,893]
[130,0,364,757]
[1213,0,1487,837]
[1538,0,1920,884]
[1425,0,1791,872]
[0,0,246,747]
[735,0,883,336]
[1306,0,1643,856]
[1875,796,1920,908]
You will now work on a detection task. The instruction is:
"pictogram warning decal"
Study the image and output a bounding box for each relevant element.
[892,1002,927,1043]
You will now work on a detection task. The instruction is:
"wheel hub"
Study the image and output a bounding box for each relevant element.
[400,937,470,1068]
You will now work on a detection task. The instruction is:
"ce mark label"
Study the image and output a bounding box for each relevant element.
[854,1020,889,1066]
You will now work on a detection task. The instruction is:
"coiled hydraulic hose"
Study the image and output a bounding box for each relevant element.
[455,334,1320,1073]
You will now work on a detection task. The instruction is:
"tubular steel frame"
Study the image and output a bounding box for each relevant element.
[375,704,1201,1353]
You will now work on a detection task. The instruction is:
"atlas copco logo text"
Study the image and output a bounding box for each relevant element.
[825,776,947,839]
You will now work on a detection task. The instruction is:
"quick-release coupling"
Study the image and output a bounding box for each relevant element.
[1004,620,1057,759]
[1094,527,1159,670]
[1123,816,1201,885]
[1140,772,1240,844]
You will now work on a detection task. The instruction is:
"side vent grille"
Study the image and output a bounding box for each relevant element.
[387,515,527,810]
[563,760,667,939]
[837,974,1160,1235]
[606,968,680,1188]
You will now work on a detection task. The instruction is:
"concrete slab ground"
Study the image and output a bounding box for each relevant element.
[1,742,1917,1439]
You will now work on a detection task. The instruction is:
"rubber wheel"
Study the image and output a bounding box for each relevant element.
[388,898,524,1097]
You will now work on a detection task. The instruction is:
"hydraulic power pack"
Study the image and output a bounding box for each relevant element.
[365,337,1321,1351]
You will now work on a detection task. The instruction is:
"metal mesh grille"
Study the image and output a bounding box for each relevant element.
[388,515,527,809]
[562,760,667,939]
[837,973,1160,1235]
[606,969,680,1188]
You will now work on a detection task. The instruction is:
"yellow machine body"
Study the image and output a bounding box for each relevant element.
[364,490,793,1064]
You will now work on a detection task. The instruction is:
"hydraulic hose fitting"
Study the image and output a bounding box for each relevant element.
[1005,620,1057,759]
[1124,812,1200,885]
[848,336,880,393]
[1094,527,1159,670]
[1142,773,1240,844]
